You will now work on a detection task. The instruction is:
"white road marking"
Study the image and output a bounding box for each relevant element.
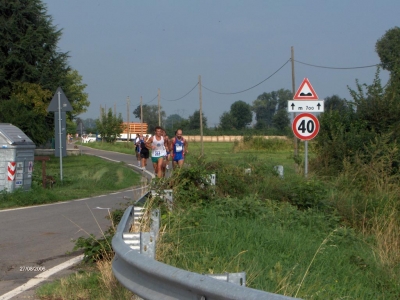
[96,155,120,163]
[0,255,84,300]
[0,190,133,213]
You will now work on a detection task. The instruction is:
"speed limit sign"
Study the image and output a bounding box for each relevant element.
[292,113,320,140]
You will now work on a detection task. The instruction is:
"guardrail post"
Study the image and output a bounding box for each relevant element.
[140,232,156,258]
[151,189,173,211]
[151,209,160,239]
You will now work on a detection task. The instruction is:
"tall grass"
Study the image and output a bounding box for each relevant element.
[331,150,400,269]
[152,136,400,298]
[156,196,397,298]
[55,138,400,299]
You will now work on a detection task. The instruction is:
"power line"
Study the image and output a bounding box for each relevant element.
[144,94,158,105]
[161,82,199,101]
[294,59,381,70]
[202,58,291,95]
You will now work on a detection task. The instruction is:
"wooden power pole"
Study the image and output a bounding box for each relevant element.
[140,96,143,134]
[291,46,298,156]
[199,75,204,156]
[127,96,130,144]
[158,88,161,126]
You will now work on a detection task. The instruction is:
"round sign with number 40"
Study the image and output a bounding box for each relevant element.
[292,113,320,141]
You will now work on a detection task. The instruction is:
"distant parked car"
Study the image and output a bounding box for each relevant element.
[81,133,97,143]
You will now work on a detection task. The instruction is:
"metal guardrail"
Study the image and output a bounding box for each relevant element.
[112,203,300,300]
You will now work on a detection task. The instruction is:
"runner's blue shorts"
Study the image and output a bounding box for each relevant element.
[173,152,184,162]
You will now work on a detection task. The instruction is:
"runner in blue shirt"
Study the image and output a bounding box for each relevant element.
[169,129,188,169]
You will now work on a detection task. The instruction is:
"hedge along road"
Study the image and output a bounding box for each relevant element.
[0,144,155,299]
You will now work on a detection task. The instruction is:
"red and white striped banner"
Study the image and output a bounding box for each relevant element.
[8,162,16,181]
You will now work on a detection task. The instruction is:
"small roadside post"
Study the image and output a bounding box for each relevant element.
[47,87,73,181]
[288,78,323,177]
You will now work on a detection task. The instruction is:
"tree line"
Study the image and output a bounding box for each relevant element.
[0,0,89,145]
[3,0,400,158]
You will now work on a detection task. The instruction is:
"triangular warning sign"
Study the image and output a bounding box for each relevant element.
[47,87,73,112]
[293,78,318,100]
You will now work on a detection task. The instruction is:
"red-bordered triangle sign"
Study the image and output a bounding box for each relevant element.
[293,78,318,100]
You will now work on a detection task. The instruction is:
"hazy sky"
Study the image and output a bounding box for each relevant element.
[44,0,399,127]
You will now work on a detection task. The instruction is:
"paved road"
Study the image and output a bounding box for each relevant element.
[0,145,159,298]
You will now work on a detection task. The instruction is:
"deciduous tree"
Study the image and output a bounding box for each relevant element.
[230,100,252,129]
[95,108,123,143]
[188,110,207,130]
[376,26,400,77]
[0,82,52,144]
[133,104,166,133]
[324,95,348,112]
[165,114,183,130]
[219,111,236,130]
[63,69,90,118]
[252,89,291,129]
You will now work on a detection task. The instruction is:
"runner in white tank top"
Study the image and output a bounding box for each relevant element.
[146,126,168,178]
[151,135,166,157]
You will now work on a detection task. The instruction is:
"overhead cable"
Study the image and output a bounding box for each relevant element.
[161,82,199,101]
[202,58,291,95]
[294,60,381,70]
[144,94,158,105]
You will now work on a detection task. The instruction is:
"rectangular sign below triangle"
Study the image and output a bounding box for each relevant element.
[293,78,318,100]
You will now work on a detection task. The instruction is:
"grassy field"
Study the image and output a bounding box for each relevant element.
[79,140,136,155]
[157,199,394,299]
[0,154,142,209]
[36,139,400,299]
[186,140,300,174]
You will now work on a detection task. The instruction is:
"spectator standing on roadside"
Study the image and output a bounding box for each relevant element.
[169,129,188,169]
[134,133,141,166]
[139,134,149,169]
[146,126,168,178]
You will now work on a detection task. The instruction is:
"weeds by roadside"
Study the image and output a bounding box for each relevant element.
[41,139,400,299]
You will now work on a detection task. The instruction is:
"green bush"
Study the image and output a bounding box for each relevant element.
[72,208,125,262]
[287,178,328,210]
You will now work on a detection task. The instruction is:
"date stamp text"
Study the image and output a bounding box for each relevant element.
[20,266,46,272]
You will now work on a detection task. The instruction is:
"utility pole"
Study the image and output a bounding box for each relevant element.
[99,105,104,143]
[291,46,298,156]
[158,88,161,126]
[140,96,143,134]
[199,75,204,156]
[127,96,130,144]
[114,102,116,116]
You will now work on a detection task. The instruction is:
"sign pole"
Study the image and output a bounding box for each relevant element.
[304,140,308,178]
[47,87,72,177]
[57,91,63,181]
